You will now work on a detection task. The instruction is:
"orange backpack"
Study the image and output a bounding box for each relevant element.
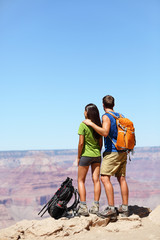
[107,112,136,151]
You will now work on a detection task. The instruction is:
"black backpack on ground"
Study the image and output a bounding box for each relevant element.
[38,177,80,219]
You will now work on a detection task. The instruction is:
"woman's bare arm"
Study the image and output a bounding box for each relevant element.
[99,136,103,150]
[77,134,84,165]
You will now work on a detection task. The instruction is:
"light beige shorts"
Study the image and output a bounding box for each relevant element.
[100,151,127,177]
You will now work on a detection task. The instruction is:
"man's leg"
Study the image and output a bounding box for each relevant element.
[97,174,117,220]
[117,175,129,217]
[116,153,128,205]
[117,176,129,205]
[101,175,114,206]
[98,153,117,220]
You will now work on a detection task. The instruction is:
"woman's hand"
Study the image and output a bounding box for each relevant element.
[77,157,80,166]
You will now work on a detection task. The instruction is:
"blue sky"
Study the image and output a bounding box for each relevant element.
[0,0,160,151]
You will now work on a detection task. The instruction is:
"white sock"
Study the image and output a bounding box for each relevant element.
[109,205,115,210]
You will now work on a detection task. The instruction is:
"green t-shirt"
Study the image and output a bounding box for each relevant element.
[78,122,101,157]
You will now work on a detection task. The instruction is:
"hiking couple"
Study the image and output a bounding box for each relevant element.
[77,95,129,221]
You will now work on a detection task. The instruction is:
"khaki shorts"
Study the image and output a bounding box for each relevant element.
[100,151,127,177]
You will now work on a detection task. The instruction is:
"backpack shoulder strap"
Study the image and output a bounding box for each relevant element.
[106,111,119,119]
[108,135,116,147]
[67,188,80,212]
[106,111,124,119]
[106,112,121,147]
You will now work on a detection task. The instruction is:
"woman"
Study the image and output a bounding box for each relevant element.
[77,103,102,216]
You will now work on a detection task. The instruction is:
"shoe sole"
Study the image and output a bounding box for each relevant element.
[119,212,129,217]
[110,216,117,222]
[96,212,117,222]
[89,210,98,214]
[78,213,89,217]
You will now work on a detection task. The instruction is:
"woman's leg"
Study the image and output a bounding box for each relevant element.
[91,163,101,201]
[78,165,89,201]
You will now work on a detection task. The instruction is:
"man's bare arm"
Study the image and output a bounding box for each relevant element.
[83,115,110,137]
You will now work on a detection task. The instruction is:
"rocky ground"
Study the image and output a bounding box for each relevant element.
[0,205,160,240]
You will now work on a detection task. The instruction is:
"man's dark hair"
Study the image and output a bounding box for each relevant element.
[102,95,115,109]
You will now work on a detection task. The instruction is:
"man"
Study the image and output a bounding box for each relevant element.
[83,95,129,221]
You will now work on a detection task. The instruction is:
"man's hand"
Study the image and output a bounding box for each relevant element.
[83,119,92,126]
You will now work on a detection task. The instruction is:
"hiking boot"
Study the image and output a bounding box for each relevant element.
[118,204,129,217]
[89,202,99,214]
[78,203,89,217]
[97,206,117,222]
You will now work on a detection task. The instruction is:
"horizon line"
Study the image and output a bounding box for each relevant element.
[0,146,160,153]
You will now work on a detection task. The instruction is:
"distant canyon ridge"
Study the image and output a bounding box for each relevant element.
[0,147,160,229]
